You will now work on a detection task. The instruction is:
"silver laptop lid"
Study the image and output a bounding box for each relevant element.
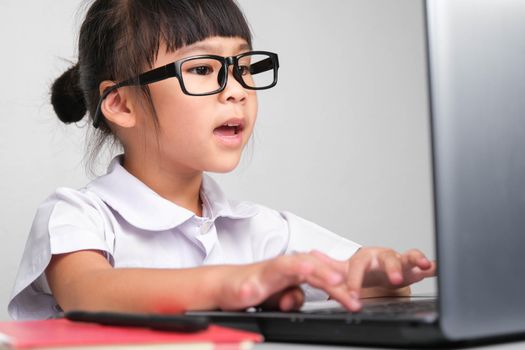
[426,0,525,341]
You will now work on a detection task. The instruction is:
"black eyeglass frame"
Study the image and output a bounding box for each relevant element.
[93,50,279,128]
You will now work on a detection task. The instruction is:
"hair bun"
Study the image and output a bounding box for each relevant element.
[51,64,87,124]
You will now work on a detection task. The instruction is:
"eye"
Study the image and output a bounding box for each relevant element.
[238,65,250,76]
[187,65,214,75]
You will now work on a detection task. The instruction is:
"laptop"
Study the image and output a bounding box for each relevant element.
[188,0,525,346]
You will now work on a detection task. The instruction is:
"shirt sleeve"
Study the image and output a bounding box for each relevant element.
[8,188,114,320]
[280,211,362,302]
[281,211,361,259]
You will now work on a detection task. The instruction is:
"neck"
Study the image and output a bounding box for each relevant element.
[122,153,204,217]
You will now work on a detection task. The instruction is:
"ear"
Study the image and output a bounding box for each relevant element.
[99,81,137,128]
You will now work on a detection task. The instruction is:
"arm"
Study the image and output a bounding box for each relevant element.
[46,249,355,313]
[46,250,226,313]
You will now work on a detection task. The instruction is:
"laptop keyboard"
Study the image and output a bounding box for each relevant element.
[362,299,436,315]
[300,298,438,322]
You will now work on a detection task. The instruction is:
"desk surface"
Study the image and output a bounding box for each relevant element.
[255,340,525,350]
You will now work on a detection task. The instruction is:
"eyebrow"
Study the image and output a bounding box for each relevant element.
[176,42,251,56]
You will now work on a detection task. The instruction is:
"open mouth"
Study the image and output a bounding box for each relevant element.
[213,122,244,136]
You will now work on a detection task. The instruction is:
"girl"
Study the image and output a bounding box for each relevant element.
[9,0,435,320]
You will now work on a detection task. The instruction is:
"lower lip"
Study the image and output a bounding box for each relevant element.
[213,129,244,147]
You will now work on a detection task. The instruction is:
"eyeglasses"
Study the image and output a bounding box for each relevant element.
[93,50,279,128]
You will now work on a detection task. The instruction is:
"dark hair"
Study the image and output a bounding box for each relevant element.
[50,0,252,163]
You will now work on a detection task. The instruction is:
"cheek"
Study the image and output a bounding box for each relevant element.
[244,94,258,137]
[249,93,258,118]
[157,99,211,145]
[149,82,208,137]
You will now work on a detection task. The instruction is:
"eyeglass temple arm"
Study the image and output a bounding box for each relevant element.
[92,77,135,128]
[92,83,122,128]
[249,57,278,75]
[92,63,177,128]
[135,63,177,86]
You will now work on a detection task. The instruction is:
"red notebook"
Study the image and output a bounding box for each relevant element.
[0,318,262,349]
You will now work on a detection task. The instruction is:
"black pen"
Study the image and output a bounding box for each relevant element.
[65,310,209,333]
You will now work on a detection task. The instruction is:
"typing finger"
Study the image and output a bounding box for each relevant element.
[380,252,404,286]
[278,287,305,311]
[345,250,373,301]
[260,254,342,295]
[403,249,431,270]
[309,250,347,273]
[259,286,304,311]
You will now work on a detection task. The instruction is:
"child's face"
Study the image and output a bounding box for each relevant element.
[138,36,258,174]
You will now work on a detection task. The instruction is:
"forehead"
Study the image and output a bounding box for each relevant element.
[160,36,250,61]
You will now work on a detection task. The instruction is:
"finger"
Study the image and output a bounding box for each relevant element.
[293,252,363,311]
[257,291,283,310]
[260,254,341,295]
[403,249,431,270]
[403,260,438,285]
[231,254,353,309]
[324,283,362,312]
[345,250,373,299]
[236,257,309,306]
[309,250,347,274]
[278,287,305,311]
[381,253,404,286]
[263,254,313,286]
[269,258,356,311]
[257,286,303,311]
[428,261,437,275]
[298,266,345,293]
[416,260,437,277]
[295,252,347,286]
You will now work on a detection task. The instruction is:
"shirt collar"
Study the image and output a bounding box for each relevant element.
[87,155,258,231]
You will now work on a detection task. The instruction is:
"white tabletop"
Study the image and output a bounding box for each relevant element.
[255,340,525,350]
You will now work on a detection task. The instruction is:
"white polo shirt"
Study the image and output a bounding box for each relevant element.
[8,156,360,320]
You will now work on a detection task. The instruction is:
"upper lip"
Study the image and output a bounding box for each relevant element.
[215,117,245,130]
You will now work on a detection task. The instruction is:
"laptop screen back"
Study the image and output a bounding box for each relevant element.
[426,0,525,340]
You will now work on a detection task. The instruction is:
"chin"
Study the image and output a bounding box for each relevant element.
[206,157,241,173]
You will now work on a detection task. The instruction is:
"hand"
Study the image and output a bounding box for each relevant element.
[311,247,436,311]
[215,252,347,311]
[214,247,435,313]
[354,247,436,290]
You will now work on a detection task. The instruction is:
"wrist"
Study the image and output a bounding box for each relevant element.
[204,265,232,309]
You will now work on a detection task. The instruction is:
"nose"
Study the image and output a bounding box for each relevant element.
[218,65,248,103]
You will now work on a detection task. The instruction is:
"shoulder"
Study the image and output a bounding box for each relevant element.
[34,186,108,230]
[28,185,117,264]
[37,186,103,211]
[29,186,115,256]
[9,186,113,320]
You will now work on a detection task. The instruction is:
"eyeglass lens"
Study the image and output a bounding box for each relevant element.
[180,53,275,95]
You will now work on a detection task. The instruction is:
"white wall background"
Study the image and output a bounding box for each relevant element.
[0,0,434,320]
